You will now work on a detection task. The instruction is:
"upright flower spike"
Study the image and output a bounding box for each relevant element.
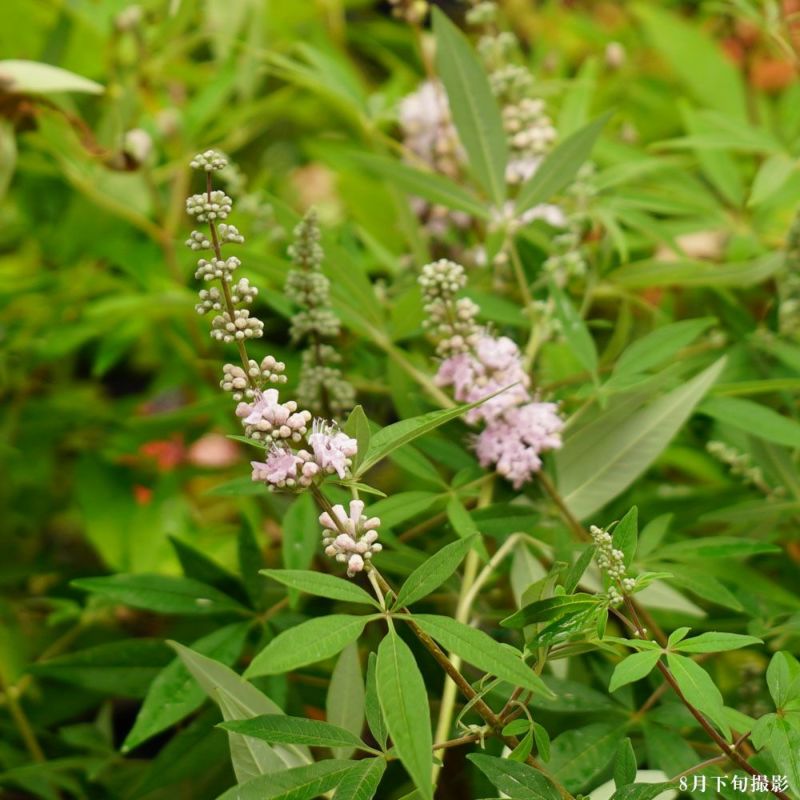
[186,150,380,578]
[284,210,355,416]
[319,500,382,577]
[419,257,564,488]
[590,524,635,606]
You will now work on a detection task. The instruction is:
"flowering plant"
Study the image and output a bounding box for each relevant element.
[2,2,800,800]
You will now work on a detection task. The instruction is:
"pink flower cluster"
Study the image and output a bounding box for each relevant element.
[236,389,311,444]
[319,500,382,576]
[436,334,564,488]
[250,419,358,491]
[435,334,530,424]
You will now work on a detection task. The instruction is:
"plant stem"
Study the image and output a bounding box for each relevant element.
[205,172,256,386]
[3,683,45,763]
[509,239,534,312]
[537,472,668,647]
[621,597,789,800]
[363,563,574,800]
[370,330,455,408]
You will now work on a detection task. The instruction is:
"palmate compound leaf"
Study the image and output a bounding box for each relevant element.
[245,615,378,678]
[376,629,433,800]
[410,615,553,697]
[215,760,359,800]
[168,642,310,783]
[555,358,726,520]
[467,754,561,800]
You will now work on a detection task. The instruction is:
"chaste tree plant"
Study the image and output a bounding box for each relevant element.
[2,2,800,800]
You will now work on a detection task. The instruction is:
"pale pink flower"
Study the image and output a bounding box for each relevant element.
[236,389,311,443]
[307,420,358,479]
[319,500,382,577]
[435,335,530,424]
[474,401,564,488]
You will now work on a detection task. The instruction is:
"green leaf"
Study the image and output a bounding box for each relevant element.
[699,396,800,448]
[432,8,507,204]
[327,643,365,759]
[446,496,480,538]
[357,389,508,478]
[610,319,715,384]
[467,753,561,800]
[767,651,800,709]
[749,153,796,207]
[367,491,442,529]
[501,595,599,629]
[533,722,551,763]
[613,739,637,789]
[550,282,597,379]
[549,722,626,793]
[344,405,372,472]
[412,615,553,697]
[766,716,800,794]
[332,758,386,800]
[611,783,675,800]
[612,507,638,569]
[282,494,320,607]
[349,153,488,219]
[509,729,534,762]
[219,715,367,751]
[667,627,691,648]
[260,570,379,608]
[170,535,247,605]
[634,6,747,120]
[394,536,476,608]
[31,639,171,699]
[123,622,249,751]
[168,642,310,779]
[0,121,16,200]
[515,113,609,214]
[674,632,762,654]
[657,537,779,560]
[245,615,375,678]
[556,358,727,520]
[0,59,104,94]
[665,653,730,739]
[563,546,595,594]
[215,760,358,800]
[376,630,433,800]
[71,574,246,616]
[607,253,782,289]
[608,650,662,693]
[364,652,388,751]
